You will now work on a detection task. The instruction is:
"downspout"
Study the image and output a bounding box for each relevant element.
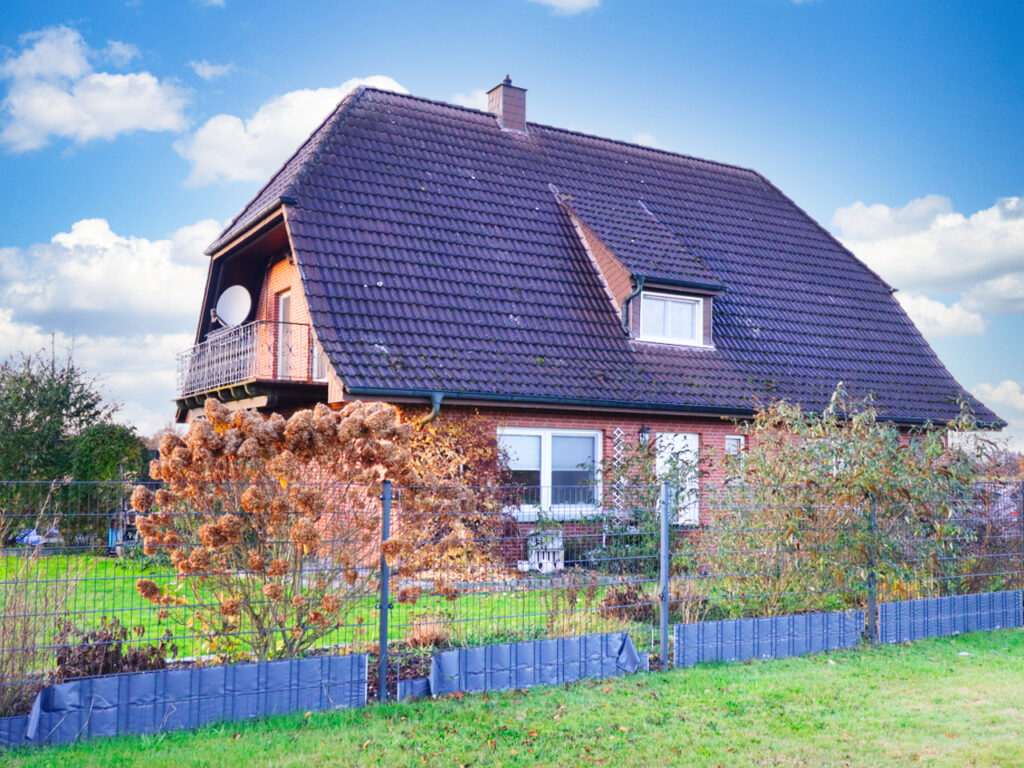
[418,392,444,426]
[621,276,645,335]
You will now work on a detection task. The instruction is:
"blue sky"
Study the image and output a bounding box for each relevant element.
[0,0,1021,447]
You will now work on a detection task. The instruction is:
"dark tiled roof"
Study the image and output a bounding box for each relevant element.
[557,189,724,292]
[214,87,1002,425]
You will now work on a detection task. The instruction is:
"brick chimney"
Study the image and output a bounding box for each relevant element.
[487,75,527,133]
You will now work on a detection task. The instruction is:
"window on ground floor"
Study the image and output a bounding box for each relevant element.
[498,427,602,518]
[724,434,747,484]
[655,432,700,525]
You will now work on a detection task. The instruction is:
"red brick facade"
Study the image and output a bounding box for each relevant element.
[443,404,744,487]
[253,255,328,381]
[568,211,633,310]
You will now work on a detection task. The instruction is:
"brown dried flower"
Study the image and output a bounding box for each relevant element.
[131,486,154,513]
[380,537,401,565]
[267,451,300,486]
[188,548,212,573]
[267,558,289,576]
[268,497,289,529]
[198,523,227,549]
[241,485,272,514]
[284,410,317,461]
[289,518,320,551]
[215,513,244,544]
[136,579,160,602]
[289,485,326,520]
[397,586,422,605]
[203,397,232,431]
[320,594,341,613]
[262,583,284,601]
[170,549,189,573]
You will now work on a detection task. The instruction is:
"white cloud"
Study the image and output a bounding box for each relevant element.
[526,0,600,15]
[175,75,407,186]
[0,25,188,152]
[961,272,1024,316]
[632,133,660,148]
[0,217,224,435]
[895,292,986,339]
[189,59,234,81]
[972,380,1024,451]
[102,40,140,67]
[0,217,219,336]
[833,194,1024,346]
[194,0,226,6]
[833,195,1024,296]
[0,308,191,436]
[451,88,488,111]
[0,26,89,81]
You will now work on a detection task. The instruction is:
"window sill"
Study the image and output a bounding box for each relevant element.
[502,504,604,523]
[635,337,715,349]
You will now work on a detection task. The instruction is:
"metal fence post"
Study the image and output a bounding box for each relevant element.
[866,494,878,644]
[378,480,392,702]
[659,480,672,670]
[1018,481,1024,592]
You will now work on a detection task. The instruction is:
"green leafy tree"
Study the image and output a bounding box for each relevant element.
[0,350,145,541]
[0,350,142,481]
[698,385,996,616]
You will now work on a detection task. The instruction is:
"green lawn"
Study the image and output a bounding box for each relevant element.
[5,630,1024,767]
[2,553,656,657]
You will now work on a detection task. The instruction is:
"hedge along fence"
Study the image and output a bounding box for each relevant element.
[2,479,1023,747]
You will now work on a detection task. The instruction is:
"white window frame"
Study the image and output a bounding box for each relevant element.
[276,291,292,378]
[655,432,700,526]
[498,426,603,521]
[724,434,746,484]
[638,290,705,347]
[311,339,328,382]
[724,435,745,456]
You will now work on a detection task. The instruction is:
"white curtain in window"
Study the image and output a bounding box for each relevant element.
[655,432,700,525]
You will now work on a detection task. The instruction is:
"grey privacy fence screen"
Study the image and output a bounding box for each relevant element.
[1,479,1022,742]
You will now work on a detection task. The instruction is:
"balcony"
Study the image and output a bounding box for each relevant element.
[176,321,327,408]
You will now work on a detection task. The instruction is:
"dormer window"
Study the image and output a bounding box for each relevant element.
[639,291,704,346]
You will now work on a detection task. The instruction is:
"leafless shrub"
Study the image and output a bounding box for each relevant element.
[0,492,80,716]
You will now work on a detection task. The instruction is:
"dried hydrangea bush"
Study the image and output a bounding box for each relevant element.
[132,399,512,661]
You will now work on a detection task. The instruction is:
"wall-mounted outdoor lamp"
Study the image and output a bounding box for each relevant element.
[638,424,651,447]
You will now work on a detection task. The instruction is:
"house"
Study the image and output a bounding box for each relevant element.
[175,77,1003,520]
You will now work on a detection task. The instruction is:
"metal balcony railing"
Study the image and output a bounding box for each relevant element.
[176,321,324,397]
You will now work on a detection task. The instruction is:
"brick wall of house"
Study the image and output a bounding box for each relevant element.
[568,211,632,310]
[438,404,745,487]
[254,255,324,380]
[256,255,311,325]
[385,403,749,564]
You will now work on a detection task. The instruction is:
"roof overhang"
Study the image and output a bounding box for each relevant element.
[342,385,1005,430]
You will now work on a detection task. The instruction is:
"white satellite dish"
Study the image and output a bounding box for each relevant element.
[215,285,252,327]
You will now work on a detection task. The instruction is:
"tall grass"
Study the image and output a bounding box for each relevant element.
[0,493,81,717]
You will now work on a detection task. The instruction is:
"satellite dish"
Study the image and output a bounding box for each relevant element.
[215,285,251,327]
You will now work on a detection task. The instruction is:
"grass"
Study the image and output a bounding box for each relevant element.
[4,629,1024,767]
[1,553,656,658]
